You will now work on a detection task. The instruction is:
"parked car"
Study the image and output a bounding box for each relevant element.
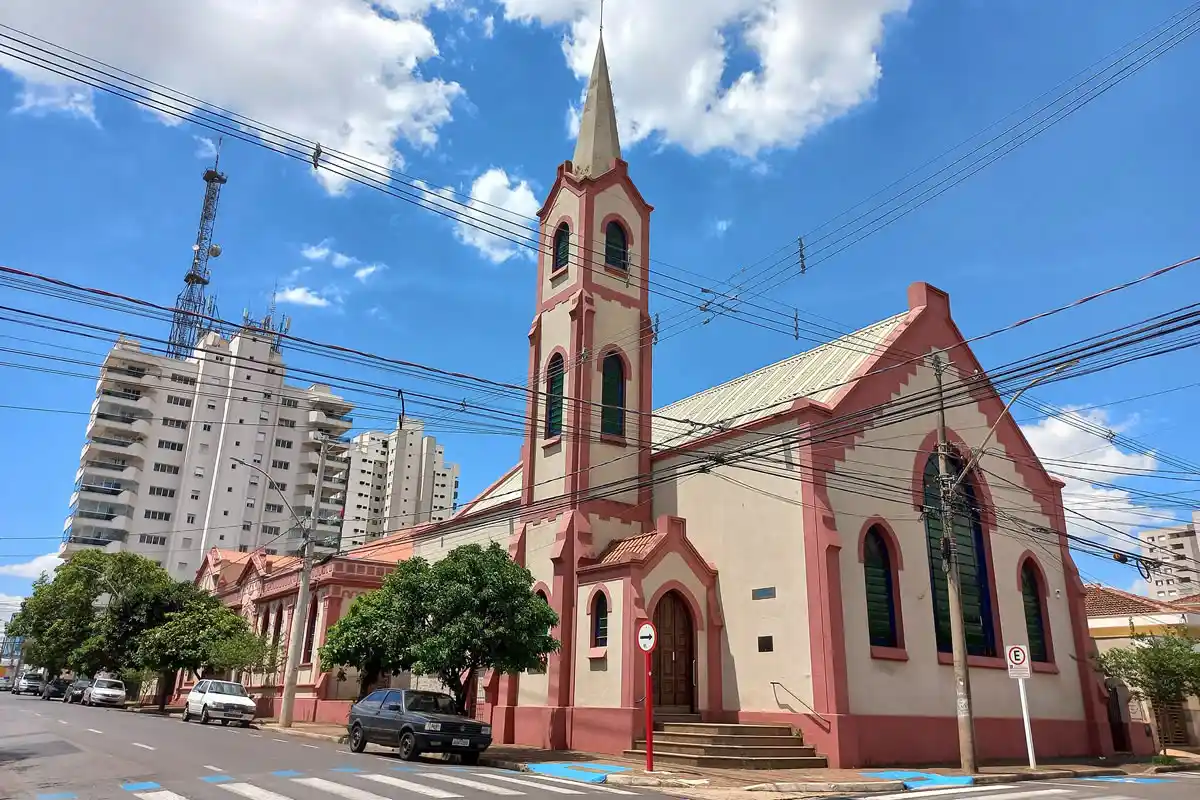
[82,678,126,707]
[41,678,68,700]
[63,678,91,704]
[0,676,12,692]
[181,679,256,726]
[12,673,45,696]
[346,689,491,763]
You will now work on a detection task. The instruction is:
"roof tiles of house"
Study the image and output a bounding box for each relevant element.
[1084,583,1196,617]
[595,532,666,566]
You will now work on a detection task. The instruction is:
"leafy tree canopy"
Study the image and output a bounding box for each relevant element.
[135,600,266,678]
[1099,628,1200,752]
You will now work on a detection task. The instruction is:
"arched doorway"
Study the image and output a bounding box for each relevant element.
[651,590,696,713]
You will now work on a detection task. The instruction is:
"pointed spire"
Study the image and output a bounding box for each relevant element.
[572,35,622,179]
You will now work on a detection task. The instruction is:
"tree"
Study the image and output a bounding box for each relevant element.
[135,600,264,682]
[408,542,560,713]
[1098,628,1200,753]
[320,558,430,698]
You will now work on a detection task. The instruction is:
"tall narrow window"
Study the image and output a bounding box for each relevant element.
[604,221,628,270]
[923,453,997,657]
[301,596,320,664]
[531,590,551,673]
[545,354,565,439]
[600,353,626,437]
[1021,560,1049,662]
[592,592,609,647]
[552,223,570,273]
[863,527,899,648]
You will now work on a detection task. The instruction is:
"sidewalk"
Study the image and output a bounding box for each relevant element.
[258,723,1199,795]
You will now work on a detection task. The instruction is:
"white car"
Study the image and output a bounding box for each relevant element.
[82,678,126,707]
[182,679,256,727]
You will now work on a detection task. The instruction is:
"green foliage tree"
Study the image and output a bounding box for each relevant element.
[1098,628,1200,753]
[320,558,430,698]
[135,600,265,681]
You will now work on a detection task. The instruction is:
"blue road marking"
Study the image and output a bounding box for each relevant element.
[37,793,77,800]
[272,771,303,778]
[331,767,363,773]
[862,771,975,789]
[121,783,162,793]
[526,763,632,784]
[201,776,234,784]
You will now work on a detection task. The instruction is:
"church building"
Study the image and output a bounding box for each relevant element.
[318,38,1135,767]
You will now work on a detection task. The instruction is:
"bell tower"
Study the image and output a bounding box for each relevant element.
[514,33,655,741]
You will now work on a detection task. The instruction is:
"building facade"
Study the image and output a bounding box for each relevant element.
[340,36,1123,768]
[1138,512,1200,599]
[339,419,461,548]
[62,324,353,580]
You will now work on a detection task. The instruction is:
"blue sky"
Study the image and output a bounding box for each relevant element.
[2,0,1200,619]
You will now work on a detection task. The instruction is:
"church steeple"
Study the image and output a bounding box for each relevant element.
[571,36,622,179]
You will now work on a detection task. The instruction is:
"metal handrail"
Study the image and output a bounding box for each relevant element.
[770,680,830,727]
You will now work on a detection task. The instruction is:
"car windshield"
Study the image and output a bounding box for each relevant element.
[404,691,456,714]
[207,681,248,697]
[94,679,123,690]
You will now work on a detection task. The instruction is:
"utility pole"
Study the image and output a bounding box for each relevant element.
[279,437,331,728]
[931,352,978,774]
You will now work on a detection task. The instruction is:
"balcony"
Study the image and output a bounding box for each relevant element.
[308,410,353,435]
[60,526,128,556]
[86,435,146,462]
[81,458,135,474]
[97,389,155,413]
[89,412,151,439]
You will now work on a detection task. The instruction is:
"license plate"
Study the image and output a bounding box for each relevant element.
[451,738,469,747]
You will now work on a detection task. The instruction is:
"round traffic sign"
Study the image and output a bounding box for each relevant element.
[1006,645,1028,666]
[636,621,657,653]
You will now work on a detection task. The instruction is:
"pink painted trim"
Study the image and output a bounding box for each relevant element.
[585,583,612,613]
[1016,550,1058,666]
[594,343,632,374]
[857,517,906,652]
[938,653,1007,669]
[870,646,909,661]
[588,646,608,659]
[532,581,551,600]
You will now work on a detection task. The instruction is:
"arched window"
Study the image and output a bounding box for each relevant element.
[591,592,609,647]
[863,527,899,648]
[600,353,626,437]
[1021,560,1049,662]
[545,353,565,439]
[552,223,571,273]
[922,452,997,657]
[604,221,628,270]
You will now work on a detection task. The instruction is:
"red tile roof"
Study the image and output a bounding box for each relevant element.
[1084,583,1197,617]
[595,532,666,566]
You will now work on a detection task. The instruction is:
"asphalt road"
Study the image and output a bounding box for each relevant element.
[836,774,1200,800]
[0,691,653,800]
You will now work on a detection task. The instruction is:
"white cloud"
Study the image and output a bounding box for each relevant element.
[1,593,26,626]
[415,168,540,263]
[0,552,62,579]
[301,240,332,261]
[277,286,333,307]
[500,0,910,159]
[330,252,358,269]
[0,0,463,195]
[354,264,384,282]
[194,135,218,160]
[482,15,496,38]
[1021,409,1174,550]
[713,218,732,236]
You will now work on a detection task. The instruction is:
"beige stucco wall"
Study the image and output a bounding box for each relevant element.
[517,517,559,706]
[640,551,713,710]
[590,183,646,300]
[833,355,1085,721]
[653,424,811,714]
[411,512,518,562]
[573,578,625,707]
[589,515,642,564]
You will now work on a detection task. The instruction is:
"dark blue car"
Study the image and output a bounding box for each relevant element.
[347,689,491,763]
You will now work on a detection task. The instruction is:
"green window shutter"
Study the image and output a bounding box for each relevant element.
[863,529,898,648]
[1022,562,1049,662]
[593,593,609,647]
[553,224,570,272]
[604,222,628,270]
[545,355,565,438]
[600,354,625,436]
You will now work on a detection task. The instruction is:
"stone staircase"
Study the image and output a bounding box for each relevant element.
[625,718,827,769]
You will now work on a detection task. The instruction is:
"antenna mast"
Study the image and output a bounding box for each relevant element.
[167,142,228,359]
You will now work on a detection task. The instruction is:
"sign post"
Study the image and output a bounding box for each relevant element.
[636,621,658,773]
[1005,644,1035,769]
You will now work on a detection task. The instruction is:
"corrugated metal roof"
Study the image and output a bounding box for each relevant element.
[650,312,909,449]
[461,466,523,515]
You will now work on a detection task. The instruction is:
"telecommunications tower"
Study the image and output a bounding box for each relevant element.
[166,145,228,359]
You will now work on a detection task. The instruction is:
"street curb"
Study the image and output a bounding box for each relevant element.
[742,781,905,793]
[260,726,349,744]
[607,775,710,788]
[1142,763,1200,774]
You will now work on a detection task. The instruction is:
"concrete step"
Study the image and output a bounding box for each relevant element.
[657,722,795,737]
[653,713,702,724]
[650,731,813,748]
[623,749,828,770]
[634,740,818,758]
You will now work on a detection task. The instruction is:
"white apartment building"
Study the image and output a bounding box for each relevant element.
[340,419,461,547]
[63,326,354,581]
[1140,510,1200,599]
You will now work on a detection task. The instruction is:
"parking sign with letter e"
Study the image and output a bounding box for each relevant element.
[1006,644,1031,679]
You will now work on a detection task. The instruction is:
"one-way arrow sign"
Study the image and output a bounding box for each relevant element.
[637,621,657,653]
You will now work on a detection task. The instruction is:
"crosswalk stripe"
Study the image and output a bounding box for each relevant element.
[478,774,586,794]
[517,774,636,795]
[294,777,393,800]
[874,786,1020,799]
[951,791,1071,800]
[219,784,295,800]
[419,773,525,795]
[356,773,463,798]
[134,792,190,800]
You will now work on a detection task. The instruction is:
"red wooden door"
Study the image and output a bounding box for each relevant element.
[651,591,695,711]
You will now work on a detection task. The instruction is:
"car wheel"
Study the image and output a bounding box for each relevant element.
[239,721,251,729]
[460,752,480,766]
[398,730,419,762]
[220,720,229,726]
[199,705,211,725]
[348,723,367,753]
[181,706,191,722]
